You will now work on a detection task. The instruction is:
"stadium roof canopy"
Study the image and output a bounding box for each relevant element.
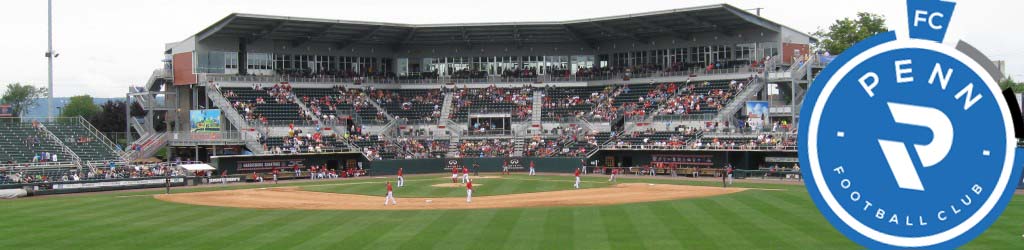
[194,4,806,48]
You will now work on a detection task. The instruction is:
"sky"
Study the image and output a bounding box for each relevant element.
[0,0,1020,98]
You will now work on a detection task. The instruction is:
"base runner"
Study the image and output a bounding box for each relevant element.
[574,167,581,189]
[384,181,397,206]
[397,167,404,187]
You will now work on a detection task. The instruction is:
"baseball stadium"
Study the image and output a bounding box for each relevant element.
[2,1,1023,249]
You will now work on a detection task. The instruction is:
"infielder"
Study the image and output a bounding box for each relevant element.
[461,166,470,183]
[220,170,228,185]
[451,166,459,183]
[528,161,536,176]
[271,167,279,184]
[574,167,581,189]
[397,167,404,187]
[608,168,617,182]
[502,160,510,176]
[384,181,397,206]
[466,180,473,203]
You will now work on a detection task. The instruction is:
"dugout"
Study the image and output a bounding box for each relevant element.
[210,152,366,175]
[589,149,798,172]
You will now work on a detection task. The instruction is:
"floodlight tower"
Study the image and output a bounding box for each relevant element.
[45,0,56,120]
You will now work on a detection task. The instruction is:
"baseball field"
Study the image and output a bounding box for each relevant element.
[1,174,1022,249]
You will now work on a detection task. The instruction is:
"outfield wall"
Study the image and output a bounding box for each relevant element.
[592,150,799,169]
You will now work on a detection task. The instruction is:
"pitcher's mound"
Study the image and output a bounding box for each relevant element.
[432,183,484,188]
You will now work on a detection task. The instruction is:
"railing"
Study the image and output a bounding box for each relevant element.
[74,116,125,157]
[649,114,717,122]
[601,144,797,152]
[199,66,760,86]
[38,123,85,169]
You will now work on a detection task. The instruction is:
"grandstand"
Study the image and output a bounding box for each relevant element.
[121,3,812,175]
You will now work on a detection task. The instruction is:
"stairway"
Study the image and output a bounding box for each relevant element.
[364,96,395,121]
[447,137,460,157]
[204,83,266,154]
[292,96,324,126]
[531,90,543,128]
[512,137,525,157]
[439,92,454,127]
[713,78,767,123]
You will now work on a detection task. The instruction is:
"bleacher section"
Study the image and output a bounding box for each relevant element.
[43,120,122,163]
[541,86,606,121]
[369,89,444,122]
[222,87,305,122]
[0,122,64,164]
[451,87,532,122]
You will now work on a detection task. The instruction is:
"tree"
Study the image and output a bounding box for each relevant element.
[61,95,100,118]
[0,83,48,117]
[89,100,127,134]
[813,12,888,55]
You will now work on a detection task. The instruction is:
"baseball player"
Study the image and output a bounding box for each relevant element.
[310,165,317,180]
[293,164,300,177]
[574,167,581,189]
[580,160,588,175]
[452,166,459,183]
[466,180,473,203]
[608,168,617,182]
[528,161,536,176]
[220,170,228,185]
[384,181,397,206]
[727,164,735,185]
[271,167,279,184]
[461,166,470,183]
[397,167,404,187]
[502,160,510,176]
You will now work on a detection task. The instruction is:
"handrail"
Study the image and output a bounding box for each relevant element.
[75,116,125,158]
[38,123,85,169]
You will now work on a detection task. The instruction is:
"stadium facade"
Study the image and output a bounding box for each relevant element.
[128,4,820,174]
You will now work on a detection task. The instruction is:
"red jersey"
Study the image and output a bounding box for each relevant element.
[466,181,473,190]
[452,167,458,174]
[387,182,393,192]
[397,168,403,176]
[463,167,469,174]
[575,168,580,177]
[530,161,535,168]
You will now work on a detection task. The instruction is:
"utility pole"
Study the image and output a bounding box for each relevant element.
[46,0,56,120]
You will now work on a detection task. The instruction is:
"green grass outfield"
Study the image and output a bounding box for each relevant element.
[1,174,1022,249]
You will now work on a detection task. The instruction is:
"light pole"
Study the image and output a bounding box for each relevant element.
[45,0,56,120]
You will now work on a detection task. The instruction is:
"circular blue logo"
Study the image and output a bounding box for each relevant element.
[799,31,1024,249]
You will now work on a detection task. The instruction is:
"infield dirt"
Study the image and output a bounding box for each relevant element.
[155,183,746,210]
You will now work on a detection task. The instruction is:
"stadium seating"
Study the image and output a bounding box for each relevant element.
[458,138,513,157]
[0,121,65,164]
[451,87,532,122]
[541,86,606,121]
[222,87,306,122]
[42,120,122,163]
[369,89,444,122]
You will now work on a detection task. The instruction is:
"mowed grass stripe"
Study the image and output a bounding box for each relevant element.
[110,205,257,247]
[502,208,550,250]
[285,212,372,249]
[397,210,462,249]
[202,210,305,249]
[468,209,524,249]
[342,211,417,249]
[649,201,718,249]
[705,195,797,249]
[5,197,151,247]
[571,206,611,250]
[731,191,830,248]
[156,210,293,249]
[599,206,644,249]
[682,200,758,249]
[52,201,184,249]
[371,210,450,250]
[625,203,685,249]
[428,209,499,250]
[542,208,574,249]
[248,211,345,250]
